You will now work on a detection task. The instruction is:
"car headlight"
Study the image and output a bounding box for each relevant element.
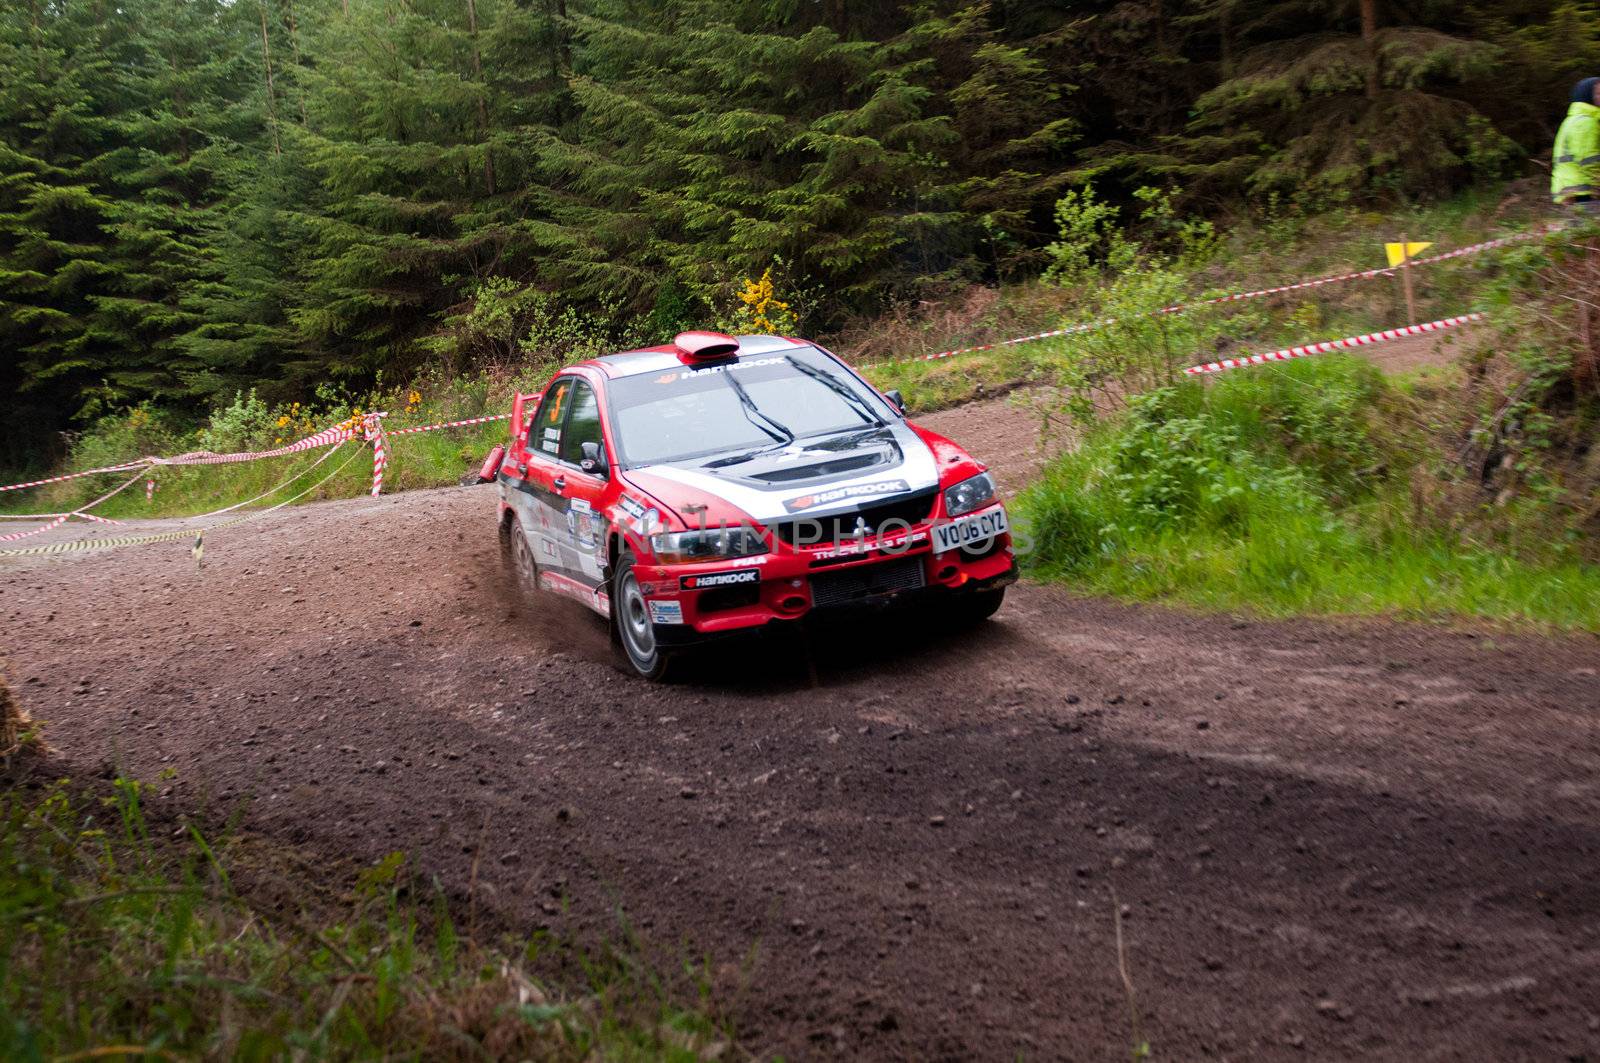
[943,472,997,518]
[649,526,768,564]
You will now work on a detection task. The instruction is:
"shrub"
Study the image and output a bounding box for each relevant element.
[1016,355,1600,628]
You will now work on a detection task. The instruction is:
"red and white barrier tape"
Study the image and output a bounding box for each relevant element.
[149,422,358,467]
[386,412,511,436]
[0,422,357,496]
[1183,313,1486,376]
[855,228,1547,372]
[0,511,121,523]
[0,513,71,543]
[0,443,366,559]
[0,460,150,495]
[0,469,144,542]
[1172,229,1549,313]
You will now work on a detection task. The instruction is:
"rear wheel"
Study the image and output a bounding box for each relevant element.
[611,552,674,681]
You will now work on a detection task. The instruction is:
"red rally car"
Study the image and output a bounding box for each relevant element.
[489,331,1016,679]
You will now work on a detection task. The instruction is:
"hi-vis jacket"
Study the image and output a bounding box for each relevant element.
[1553,101,1600,203]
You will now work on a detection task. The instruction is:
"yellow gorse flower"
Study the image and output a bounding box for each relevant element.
[737,268,790,333]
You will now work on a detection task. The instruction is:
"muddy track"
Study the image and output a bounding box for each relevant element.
[5,394,1600,1060]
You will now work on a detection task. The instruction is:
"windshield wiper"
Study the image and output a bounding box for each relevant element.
[723,371,794,448]
[788,358,884,427]
[702,438,794,469]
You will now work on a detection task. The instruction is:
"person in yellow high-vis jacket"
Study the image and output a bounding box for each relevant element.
[1553,76,1600,210]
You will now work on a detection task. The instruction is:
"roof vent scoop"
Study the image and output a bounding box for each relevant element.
[674,330,741,362]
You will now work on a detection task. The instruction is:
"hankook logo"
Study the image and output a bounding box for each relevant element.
[680,569,761,590]
[783,479,910,514]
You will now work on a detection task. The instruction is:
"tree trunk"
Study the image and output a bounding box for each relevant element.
[466,0,495,195]
[283,0,308,124]
[258,0,281,155]
[1360,0,1379,100]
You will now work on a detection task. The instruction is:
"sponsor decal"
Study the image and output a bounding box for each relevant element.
[811,530,927,561]
[538,571,611,617]
[654,356,783,383]
[613,496,655,538]
[679,569,761,591]
[566,497,598,548]
[648,599,684,624]
[783,479,910,514]
[726,554,769,567]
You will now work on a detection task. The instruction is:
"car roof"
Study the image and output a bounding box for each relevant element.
[578,334,812,379]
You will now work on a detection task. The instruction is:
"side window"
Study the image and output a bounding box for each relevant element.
[530,378,572,457]
[559,381,604,467]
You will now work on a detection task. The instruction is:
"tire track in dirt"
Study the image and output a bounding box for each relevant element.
[4,387,1599,1060]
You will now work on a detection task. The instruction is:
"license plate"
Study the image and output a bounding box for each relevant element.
[933,507,1008,553]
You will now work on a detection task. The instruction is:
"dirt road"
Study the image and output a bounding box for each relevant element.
[5,394,1600,1060]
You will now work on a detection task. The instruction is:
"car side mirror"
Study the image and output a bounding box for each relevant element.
[885,389,907,415]
[580,440,608,477]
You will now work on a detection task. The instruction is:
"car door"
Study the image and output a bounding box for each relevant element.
[553,378,611,592]
[520,377,575,573]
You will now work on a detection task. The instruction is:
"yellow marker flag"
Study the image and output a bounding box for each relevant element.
[1385,241,1433,267]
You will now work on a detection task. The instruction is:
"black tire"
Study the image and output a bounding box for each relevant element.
[950,587,1005,627]
[610,551,674,681]
[506,516,539,594]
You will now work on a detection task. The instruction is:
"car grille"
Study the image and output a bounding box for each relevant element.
[809,556,927,608]
[769,488,937,546]
[697,582,762,613]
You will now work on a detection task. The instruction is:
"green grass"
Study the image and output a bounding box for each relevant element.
[1014,355,1600,631]
[0,377,523,523]
[860,335,1082,412]
[0,769,731,1061]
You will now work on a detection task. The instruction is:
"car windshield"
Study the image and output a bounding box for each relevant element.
[607,347,892,467]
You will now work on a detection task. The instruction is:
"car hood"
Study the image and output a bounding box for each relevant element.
[625,422,941,524]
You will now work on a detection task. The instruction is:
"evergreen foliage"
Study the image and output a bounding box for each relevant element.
[0,0,1588,466]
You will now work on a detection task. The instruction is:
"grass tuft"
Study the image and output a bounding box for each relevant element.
[0,772,731,1061]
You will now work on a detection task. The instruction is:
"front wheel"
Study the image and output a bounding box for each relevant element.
[508,518,540,593]
[611,552,674,681]
[948,587,1005,627]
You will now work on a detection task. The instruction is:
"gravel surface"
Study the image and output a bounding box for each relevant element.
[5,392,1599,1060]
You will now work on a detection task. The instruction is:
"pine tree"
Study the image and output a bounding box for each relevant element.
[1166,0,1514,203]
[273,0,568,382]
[0,0,134,464]
[547,0,961,321]
[893,2,1083,276]
[1469,2,1600,150]
[98,0,261,401]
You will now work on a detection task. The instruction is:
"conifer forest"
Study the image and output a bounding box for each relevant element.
[0,0,1587,465]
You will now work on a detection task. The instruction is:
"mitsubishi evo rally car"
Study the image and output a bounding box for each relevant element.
[488,331,1016,679]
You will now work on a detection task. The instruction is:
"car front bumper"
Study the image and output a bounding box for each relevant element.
[634,504,1016,644]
